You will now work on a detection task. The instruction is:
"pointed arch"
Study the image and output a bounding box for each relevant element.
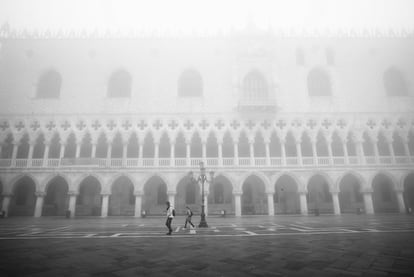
[307,174,333,214]
[109,176,135,216]
[241,174,267,215]
[76,175,102,216]
[9,176,36,216]
[372,172,399,213]
[43,176,69,216]
[274,174,300,214]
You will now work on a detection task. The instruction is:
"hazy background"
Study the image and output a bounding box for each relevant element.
[0,0,414,33]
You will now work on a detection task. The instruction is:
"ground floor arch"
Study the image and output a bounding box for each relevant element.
[307,175,333,214]
[242,175,267,215]
[403,173,414,212]
[109,176,135,216]
[274,175,300,214]
[76,176,102,216]
[372,174,398,213]
[143,176,168,215]
[9,176,36,216]
[176,176,201,215]
[338,174,364,213]
[208,175,234,215]
[43,176,69,216]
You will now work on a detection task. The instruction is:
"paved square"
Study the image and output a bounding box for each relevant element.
[1,214,414,276]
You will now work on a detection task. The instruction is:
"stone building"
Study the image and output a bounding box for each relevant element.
[0,25,413,218]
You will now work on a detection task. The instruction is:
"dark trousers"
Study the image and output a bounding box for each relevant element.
[165,217,173,234]
[184,217,194,228]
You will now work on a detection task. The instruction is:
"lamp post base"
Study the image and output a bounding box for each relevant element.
[199,213,208,228]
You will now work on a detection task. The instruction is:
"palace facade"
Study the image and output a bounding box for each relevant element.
[0,25,414,217]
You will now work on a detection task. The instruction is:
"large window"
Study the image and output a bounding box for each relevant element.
[36,70,62,98]
[107,70,132,98]
[242,70,268,100]
[307,68,332,96]
[178,69,203,97]
[383,67,408,96]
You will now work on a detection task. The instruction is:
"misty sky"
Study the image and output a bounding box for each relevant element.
[0,0,413,33]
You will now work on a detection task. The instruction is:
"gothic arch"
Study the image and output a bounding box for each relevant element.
[239,171,271,193]
[74,173,105,193]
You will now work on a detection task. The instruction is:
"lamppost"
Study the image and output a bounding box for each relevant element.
[188,162,214,228]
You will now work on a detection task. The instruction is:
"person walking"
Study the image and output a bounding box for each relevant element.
[184,206,195,229]
[165,201,174,235]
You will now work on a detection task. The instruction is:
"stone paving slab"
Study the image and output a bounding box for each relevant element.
[1,214,414,276]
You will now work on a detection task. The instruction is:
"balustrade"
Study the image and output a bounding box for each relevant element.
[0,154,412,169]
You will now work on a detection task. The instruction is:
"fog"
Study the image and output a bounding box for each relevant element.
[1,0,414,32]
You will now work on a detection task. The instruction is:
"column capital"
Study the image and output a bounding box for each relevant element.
[167,190,177,196]
[232,190,242,196]
[100,193,111,197]
[134,191,144,197]
[361,189,373,194]
[68,191,79,196]
[1,193,13,197]
[35,191,46,197]
[298,189,308,195]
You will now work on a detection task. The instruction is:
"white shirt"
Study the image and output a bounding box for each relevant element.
[166,206,174,218]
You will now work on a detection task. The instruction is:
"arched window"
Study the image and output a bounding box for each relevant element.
[242,70,268,100]
[37,70,62,98]
[107,70,132,98]
[178,69,203,97]
[383,67,408,96]
[307,68,332,96]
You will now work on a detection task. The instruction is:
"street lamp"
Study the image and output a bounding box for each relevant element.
[188,162,214,228]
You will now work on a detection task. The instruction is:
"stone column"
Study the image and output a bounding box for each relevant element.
[356,140,366,164]
[295,141,303,166]
[186,139,191,166]
[68,192,77,218]
[362,191,374,214]
[75,139,82,158]
[372,138,380,164]
[202,141,207,164]
[168,191,176,209]
[395,190,406,213]
[154,142,159,167]
[90,143,97,158]
[122,141,128,167]
[249,139,255,166]
[217,142,223,167]
[299,191,308,215]
[28,140,35,166]
[34,192,46,217]
[311,139,318,165]
[170,141,175,166]
[342,140,349,164]
[1,194,12,217]
[327,138,334,165]
[331,191,341,215]
[59,141,66,158]
[267,192,274,216]
[386,140,396,164]
[42,142,50,167]
[11,142,19,166]
[234,192,242,217]
[265,141,271,166]
[134,193,143,217]
[280,139,286,166]
[138,143,143,166]
[233,141,239,166]
[101,194,110,218]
